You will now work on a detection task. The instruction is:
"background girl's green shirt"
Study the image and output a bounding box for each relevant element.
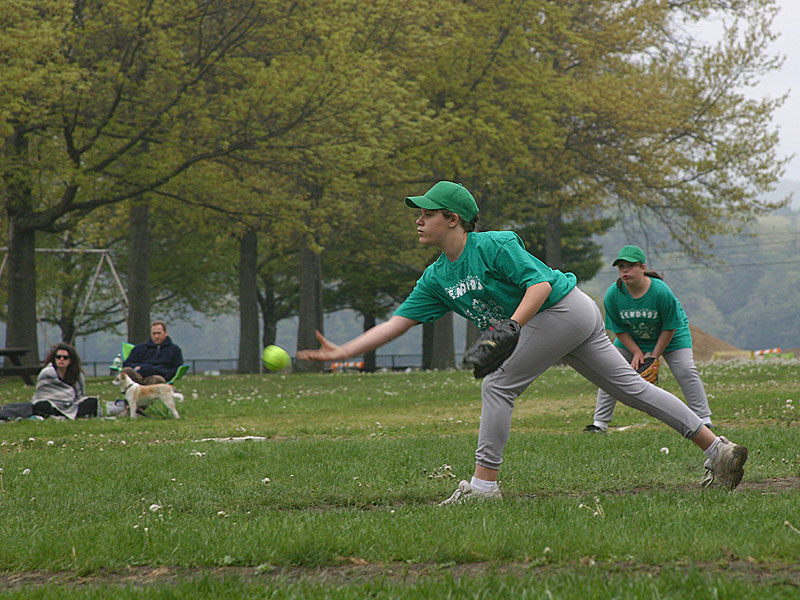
[603,277,693,353]
[394,231,577,330]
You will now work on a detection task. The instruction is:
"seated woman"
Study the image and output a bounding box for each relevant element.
[32,343,98,419]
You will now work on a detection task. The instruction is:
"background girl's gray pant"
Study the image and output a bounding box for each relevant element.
[593,346,712,426]
[475,288,703,470]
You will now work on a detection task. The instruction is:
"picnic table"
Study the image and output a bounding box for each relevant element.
[0,348,38,386]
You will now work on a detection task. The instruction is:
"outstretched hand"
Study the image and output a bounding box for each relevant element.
[296,330,345,362]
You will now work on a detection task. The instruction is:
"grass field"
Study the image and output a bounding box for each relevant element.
[0,360,798,598]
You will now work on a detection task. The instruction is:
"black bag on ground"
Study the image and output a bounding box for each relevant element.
[0,402,34,421]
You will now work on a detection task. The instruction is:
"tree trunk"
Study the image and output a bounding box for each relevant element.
[258,274,278,348]
[5,219,39,365]
[3,127,39,364]
[58,233,79,345]
[127,198,151,343]
[544,207,564,270]
[430,312,454,370]
[423,313,454,370]
[295,244,324,372]
[422,321,433,369]
[464,320,479,369]
[362,312,376,372]
[237,229,260,374]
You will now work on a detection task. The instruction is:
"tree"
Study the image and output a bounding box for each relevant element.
[322,188,432,371]
[225,1,444,371]
[392,0,788,360]
[516,214,616,283]
[0,0,282,362]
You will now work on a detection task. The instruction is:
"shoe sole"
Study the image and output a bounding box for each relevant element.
[439,492,503,506]
[724,445,748,490]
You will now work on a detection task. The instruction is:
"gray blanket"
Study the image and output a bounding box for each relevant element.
[31,363,86,420]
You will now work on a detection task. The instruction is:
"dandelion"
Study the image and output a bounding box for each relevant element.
[428,464,456,479]
[578,497,605,518]
[190,450,206,458]
[149,504,162,512]
[660,447,670,455]
[261,477,270,484]
[22,468,31,475]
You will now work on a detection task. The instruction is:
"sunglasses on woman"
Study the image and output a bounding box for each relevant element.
[55,354,71,360]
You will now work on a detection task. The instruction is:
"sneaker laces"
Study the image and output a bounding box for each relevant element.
[439,480,471,506]
[700,467,715,488]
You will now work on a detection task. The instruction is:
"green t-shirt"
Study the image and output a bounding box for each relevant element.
[603,277,692,353]
[394,231,577,330]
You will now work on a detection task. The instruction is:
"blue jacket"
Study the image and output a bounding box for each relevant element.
[124,336,183,380]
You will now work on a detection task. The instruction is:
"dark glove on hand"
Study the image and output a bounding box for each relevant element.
[462,319,521,378]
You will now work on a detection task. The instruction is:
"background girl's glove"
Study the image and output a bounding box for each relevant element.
[637,356,660,384]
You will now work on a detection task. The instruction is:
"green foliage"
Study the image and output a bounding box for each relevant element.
[516,214,617,282]
[0,0,791,364]
[322,189,433,319]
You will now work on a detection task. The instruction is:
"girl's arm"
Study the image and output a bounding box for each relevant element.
[510,282,552,326]
[648,329,675,359]
[297,315,418,362]
[615,332,647,369]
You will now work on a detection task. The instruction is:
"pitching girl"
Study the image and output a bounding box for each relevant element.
[297,181,747,503]
[585,245,713,433]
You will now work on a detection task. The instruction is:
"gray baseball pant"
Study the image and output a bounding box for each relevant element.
[593,346,712,426]
[475,287,704,470]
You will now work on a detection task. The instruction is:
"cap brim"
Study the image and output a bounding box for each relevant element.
[405,196,442,210]
[613,256,642,266]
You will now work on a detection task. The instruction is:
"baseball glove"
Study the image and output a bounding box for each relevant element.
[637,356,659,384]
[462,319,521,378]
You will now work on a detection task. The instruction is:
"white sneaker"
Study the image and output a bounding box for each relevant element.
[701,436,748,490]
[438,480,502,506]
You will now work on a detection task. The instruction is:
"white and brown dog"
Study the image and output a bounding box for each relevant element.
[112,370,182,419]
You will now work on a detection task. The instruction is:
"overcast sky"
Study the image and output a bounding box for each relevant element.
[755,1,800,181]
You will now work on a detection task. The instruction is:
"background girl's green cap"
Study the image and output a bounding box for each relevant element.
[405,181,479,222]
[613,245,646,265]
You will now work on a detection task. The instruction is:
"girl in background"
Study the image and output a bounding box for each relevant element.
[585,245,712,433]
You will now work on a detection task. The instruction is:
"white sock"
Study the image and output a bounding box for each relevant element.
[703,436,722,461]
[470,477,497,492]
[593,421,608,431]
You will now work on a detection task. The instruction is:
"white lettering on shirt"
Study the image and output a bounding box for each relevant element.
[445,275,484,299]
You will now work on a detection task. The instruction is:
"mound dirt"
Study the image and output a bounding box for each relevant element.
[690,323,741,362]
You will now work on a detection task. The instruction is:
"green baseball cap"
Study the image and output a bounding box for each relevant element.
[405,181,479,222]
[613,245,646,266]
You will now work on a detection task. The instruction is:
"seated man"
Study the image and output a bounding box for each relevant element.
[123,320,184,384]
